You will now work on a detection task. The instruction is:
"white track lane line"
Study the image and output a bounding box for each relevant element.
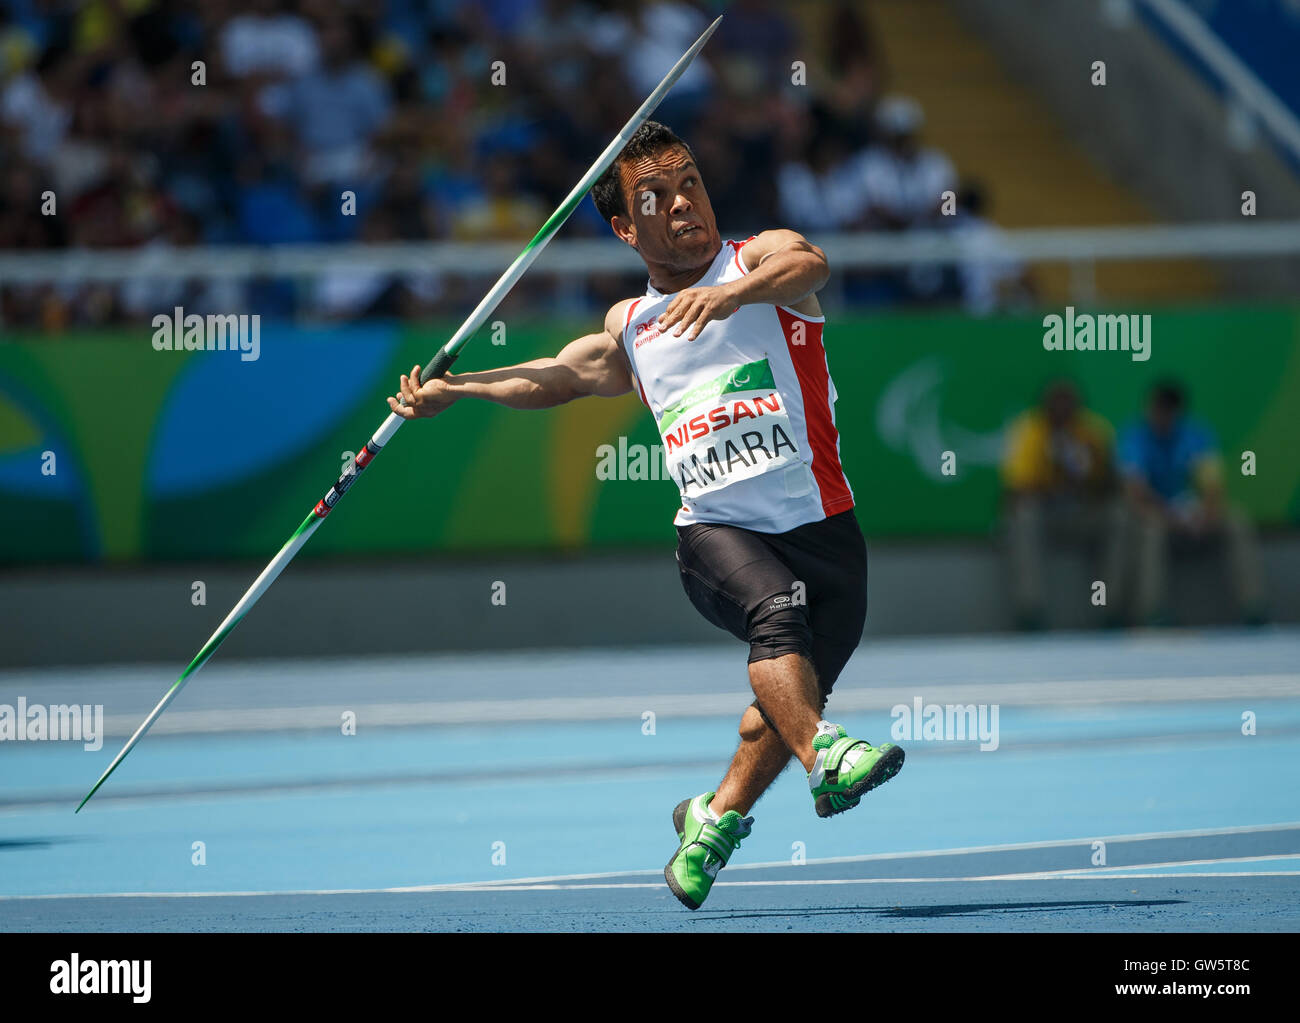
[441,819,1300,889]
[983,853,1300,879]
[6,874,1300,900]
[4,822,1298,900]
[78,673,1300,736]
[440,872,1300,891]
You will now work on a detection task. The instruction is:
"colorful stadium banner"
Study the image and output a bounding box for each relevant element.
[2,305,1297,564]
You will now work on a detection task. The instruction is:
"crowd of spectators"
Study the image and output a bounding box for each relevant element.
[1,0,1015,327]
[1000,378,1266,629]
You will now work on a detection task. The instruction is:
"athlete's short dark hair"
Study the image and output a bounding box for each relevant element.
[590,121,696,223]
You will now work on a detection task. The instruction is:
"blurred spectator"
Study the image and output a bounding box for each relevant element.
[816,0,883,151]
[451,152,545,241]
[714,0,795,93]
[1119,381,1266,625]
[588,1,713,131]
[51,96,120,215]
[220,0,320,80]
[378,150,442,240]
[0,8,39,72]
[840,95,957,304]
[234,141,319,245]
[260,14,390,187]
[312,203,443,320]
[945,182,1035,316]
[2,41,74,165]
[118,210,246,320]
[777,128,866,232]
[1001,379,1124,630]
[0,157,64,248]
[853,95,954,231]
[0,0,995,327]
[694,53,783,236]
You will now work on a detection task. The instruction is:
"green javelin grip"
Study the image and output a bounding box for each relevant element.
[77,16,723,812]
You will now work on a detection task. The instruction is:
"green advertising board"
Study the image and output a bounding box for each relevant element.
[1,305,1296,564]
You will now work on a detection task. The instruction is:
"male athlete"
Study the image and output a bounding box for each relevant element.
[388,122,904,910]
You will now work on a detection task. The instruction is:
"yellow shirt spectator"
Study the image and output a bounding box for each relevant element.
[1002,408,1115,496]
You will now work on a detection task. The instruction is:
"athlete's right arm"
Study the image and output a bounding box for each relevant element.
[387,301,635,419]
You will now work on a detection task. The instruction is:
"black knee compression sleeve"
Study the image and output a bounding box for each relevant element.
[746,594,812,665]
[748,602,860,715]
[746,595,816,732]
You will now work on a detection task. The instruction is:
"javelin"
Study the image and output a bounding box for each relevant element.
[77,15,723,812]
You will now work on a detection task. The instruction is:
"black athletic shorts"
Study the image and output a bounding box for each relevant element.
[675,508,868,719]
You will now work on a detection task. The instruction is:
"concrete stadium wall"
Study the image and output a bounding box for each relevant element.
[3,536,1297,668]
[951,0,1300,296]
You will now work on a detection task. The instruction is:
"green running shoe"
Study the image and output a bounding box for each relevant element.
[664,791,752,910]
[807,721,905,818]
[672,797,691,842]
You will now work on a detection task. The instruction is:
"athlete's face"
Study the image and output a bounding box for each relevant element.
[613,145,721,269]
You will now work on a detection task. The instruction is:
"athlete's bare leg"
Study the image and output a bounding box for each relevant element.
[711,653,822,815]
[711,708,791,816]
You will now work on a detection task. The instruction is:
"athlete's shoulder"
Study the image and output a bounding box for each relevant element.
[605,298,641,339]
[736,228,826,272]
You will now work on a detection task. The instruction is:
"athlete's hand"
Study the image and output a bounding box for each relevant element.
[388,364,457,419]
[658,283,740,342]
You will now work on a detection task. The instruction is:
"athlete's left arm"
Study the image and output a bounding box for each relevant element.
[657,229,829,341]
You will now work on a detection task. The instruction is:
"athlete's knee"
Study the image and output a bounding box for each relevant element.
[739,703,766,742]
[746,592,812,663]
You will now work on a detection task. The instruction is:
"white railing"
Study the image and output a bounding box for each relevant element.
[1136,0,1300,167]
[0,220,1296,285]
